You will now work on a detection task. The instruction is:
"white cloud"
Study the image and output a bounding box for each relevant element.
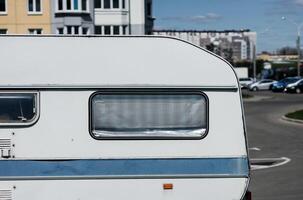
[294,0,303,6]
[161,13,222,23]
[190,13,222,22]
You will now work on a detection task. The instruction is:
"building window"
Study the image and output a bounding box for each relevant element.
[113,26,119,35]
[103,0,110,9]
[81,0,87,10]
[66,26,81,35]
[147,2,152,16]
[122,0,125,9]
[57,28,64,34]
[90,91,208,139]
[82,27,89,35]
[122,25,127,35]
[67,26,73,34]
[58,0,63,10]
[66,0,71,10]
[0,29,7,34]
[95,25,128,35]
[28,0,42,13]
[104,26,111,35]
[28,29,42,34]
[95,26,102,34]
[95,0,126,9]
[112,0,119,8]
[0,93,39,126]
[94,0,101,8]
[0,0,7,13]
[58,26,89,35]
[57,0,88,12]
[74,26,79,34]
[73,0,79,10]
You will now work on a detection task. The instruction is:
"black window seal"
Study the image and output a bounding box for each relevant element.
[88,88,209,140]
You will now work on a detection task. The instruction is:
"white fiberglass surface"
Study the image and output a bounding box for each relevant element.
[0,36,238,87]
[6,91,246,159]
[0,178,248,200]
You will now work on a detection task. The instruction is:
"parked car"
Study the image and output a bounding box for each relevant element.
[285,79,303,93]
[239,78,254,89]
[248,79,276,91]
[271,77,302,92]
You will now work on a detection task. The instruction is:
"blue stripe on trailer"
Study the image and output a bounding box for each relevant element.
[0,158,249,180]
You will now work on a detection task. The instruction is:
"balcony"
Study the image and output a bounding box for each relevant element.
[94,9,129,25]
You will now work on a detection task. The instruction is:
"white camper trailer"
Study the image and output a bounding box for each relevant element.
[0,36,249,200]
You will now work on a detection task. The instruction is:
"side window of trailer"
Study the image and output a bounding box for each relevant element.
[0,93,39,125]
[90,91,208,139]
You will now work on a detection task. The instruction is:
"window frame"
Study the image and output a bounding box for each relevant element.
[0,91,40,127]
[89,89,209,140]
[0,0,7,14]
[27,0,42,15]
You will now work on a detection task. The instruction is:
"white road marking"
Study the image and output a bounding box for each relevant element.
[251,157,291,171]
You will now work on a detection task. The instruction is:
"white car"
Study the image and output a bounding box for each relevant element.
[248,79,276,91]
[239,78,254,89]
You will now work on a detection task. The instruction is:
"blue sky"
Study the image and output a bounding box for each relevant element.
[153,0,303,53]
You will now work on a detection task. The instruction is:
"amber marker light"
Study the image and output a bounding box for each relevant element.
[163,183,173,190]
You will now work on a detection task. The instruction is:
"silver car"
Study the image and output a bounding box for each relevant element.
[239,78,254,89]
[248,79,276,91]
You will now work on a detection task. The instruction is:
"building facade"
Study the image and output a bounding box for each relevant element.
[0,0,52,34]
[0,0,153,35]
[94,0,153,35]
[153,30,257,62]
[258,53,299,62]
[51,0,94,35]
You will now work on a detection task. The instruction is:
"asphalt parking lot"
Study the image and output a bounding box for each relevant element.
[243,90,303,200]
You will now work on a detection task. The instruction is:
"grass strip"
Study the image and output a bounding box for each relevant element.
[286,110,303,120]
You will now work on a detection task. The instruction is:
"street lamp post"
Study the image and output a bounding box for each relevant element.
[297,33,301,76]
[253,43,257,81]
[282,17,303,77]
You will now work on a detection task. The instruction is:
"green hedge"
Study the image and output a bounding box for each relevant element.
[286,110,303,120]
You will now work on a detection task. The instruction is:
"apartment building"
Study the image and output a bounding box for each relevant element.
[0,0,52,34]
[0,0,153,35]
[153,30,257,62]
[94,0,153,35]
[51,0,94,35]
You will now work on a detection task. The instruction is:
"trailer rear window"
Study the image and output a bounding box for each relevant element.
[90,91,208,139]
[0,93,38,126]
